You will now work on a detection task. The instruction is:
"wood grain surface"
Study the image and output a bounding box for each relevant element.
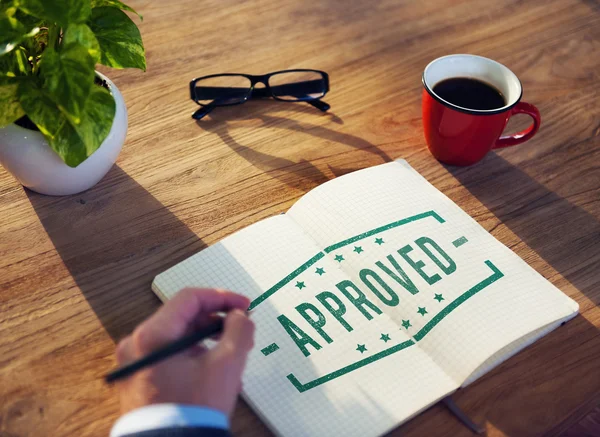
[1,0,599,436]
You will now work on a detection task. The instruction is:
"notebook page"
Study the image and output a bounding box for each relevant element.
[153,214,456,437]
[287,160,578,386]
[462,318,567,386]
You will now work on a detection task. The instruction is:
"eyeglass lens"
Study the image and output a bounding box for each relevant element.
[194,75,252,106]
[194,71,326,106]
[268,71,326,101]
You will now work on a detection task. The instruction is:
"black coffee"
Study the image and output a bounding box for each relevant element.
[433,77,505,110]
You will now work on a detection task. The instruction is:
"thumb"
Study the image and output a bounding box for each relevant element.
[216,310,255,358]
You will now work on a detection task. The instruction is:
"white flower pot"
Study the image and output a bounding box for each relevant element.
[0,72,127,196]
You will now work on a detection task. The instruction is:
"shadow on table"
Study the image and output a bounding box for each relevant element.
[195,100,392,191]
[580,0,600,13]
[440,152,600,436]
[26,165,207,341]
[447,152,600,305]
[399,154,600,435]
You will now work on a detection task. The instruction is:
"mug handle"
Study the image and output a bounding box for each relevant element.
[493,102,541,149]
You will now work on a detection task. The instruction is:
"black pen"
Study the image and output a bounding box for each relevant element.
[104,318,224,384]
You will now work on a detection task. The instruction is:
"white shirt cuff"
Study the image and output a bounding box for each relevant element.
[110,404,228,437]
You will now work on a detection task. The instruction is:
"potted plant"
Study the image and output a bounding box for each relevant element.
[0,0,145,195]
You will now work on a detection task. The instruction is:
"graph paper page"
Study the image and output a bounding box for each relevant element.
[153,214,456,437]
[287,160,579,385]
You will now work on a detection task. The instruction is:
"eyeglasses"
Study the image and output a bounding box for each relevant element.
[189,69,330,120]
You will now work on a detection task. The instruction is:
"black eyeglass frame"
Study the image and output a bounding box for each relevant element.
[189,69,330,119]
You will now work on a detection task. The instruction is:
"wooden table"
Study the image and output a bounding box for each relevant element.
[1,0,599,435]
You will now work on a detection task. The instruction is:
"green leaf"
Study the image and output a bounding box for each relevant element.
[0,13,39,56]
[18,0,91,26]
[63,23,100,63]
[0,77,25,126]
[18,80,65,138]
[50,86,115,167]
[0,46,30,76]
[90,7,146,71]
[19,81,116,167]
[69,84,115,156]
[0,0,18,15]
[41,43,95,123]
[14,8,45,28]
[90,0,142,20]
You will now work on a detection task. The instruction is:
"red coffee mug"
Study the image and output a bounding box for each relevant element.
[422,54,541,166]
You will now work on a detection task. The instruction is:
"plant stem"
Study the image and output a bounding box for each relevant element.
[48,24,60,50]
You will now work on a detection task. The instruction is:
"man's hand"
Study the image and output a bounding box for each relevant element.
[115,288,254,416]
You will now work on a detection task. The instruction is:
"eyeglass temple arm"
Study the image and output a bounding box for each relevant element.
[307,99,330,112]
[253,83,330,112]
[249,87,330,111]
[192,104,215,120]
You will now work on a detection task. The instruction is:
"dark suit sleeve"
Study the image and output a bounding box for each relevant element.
[121,427,231,437]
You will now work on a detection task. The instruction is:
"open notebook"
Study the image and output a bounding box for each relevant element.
[153,160,578,437]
